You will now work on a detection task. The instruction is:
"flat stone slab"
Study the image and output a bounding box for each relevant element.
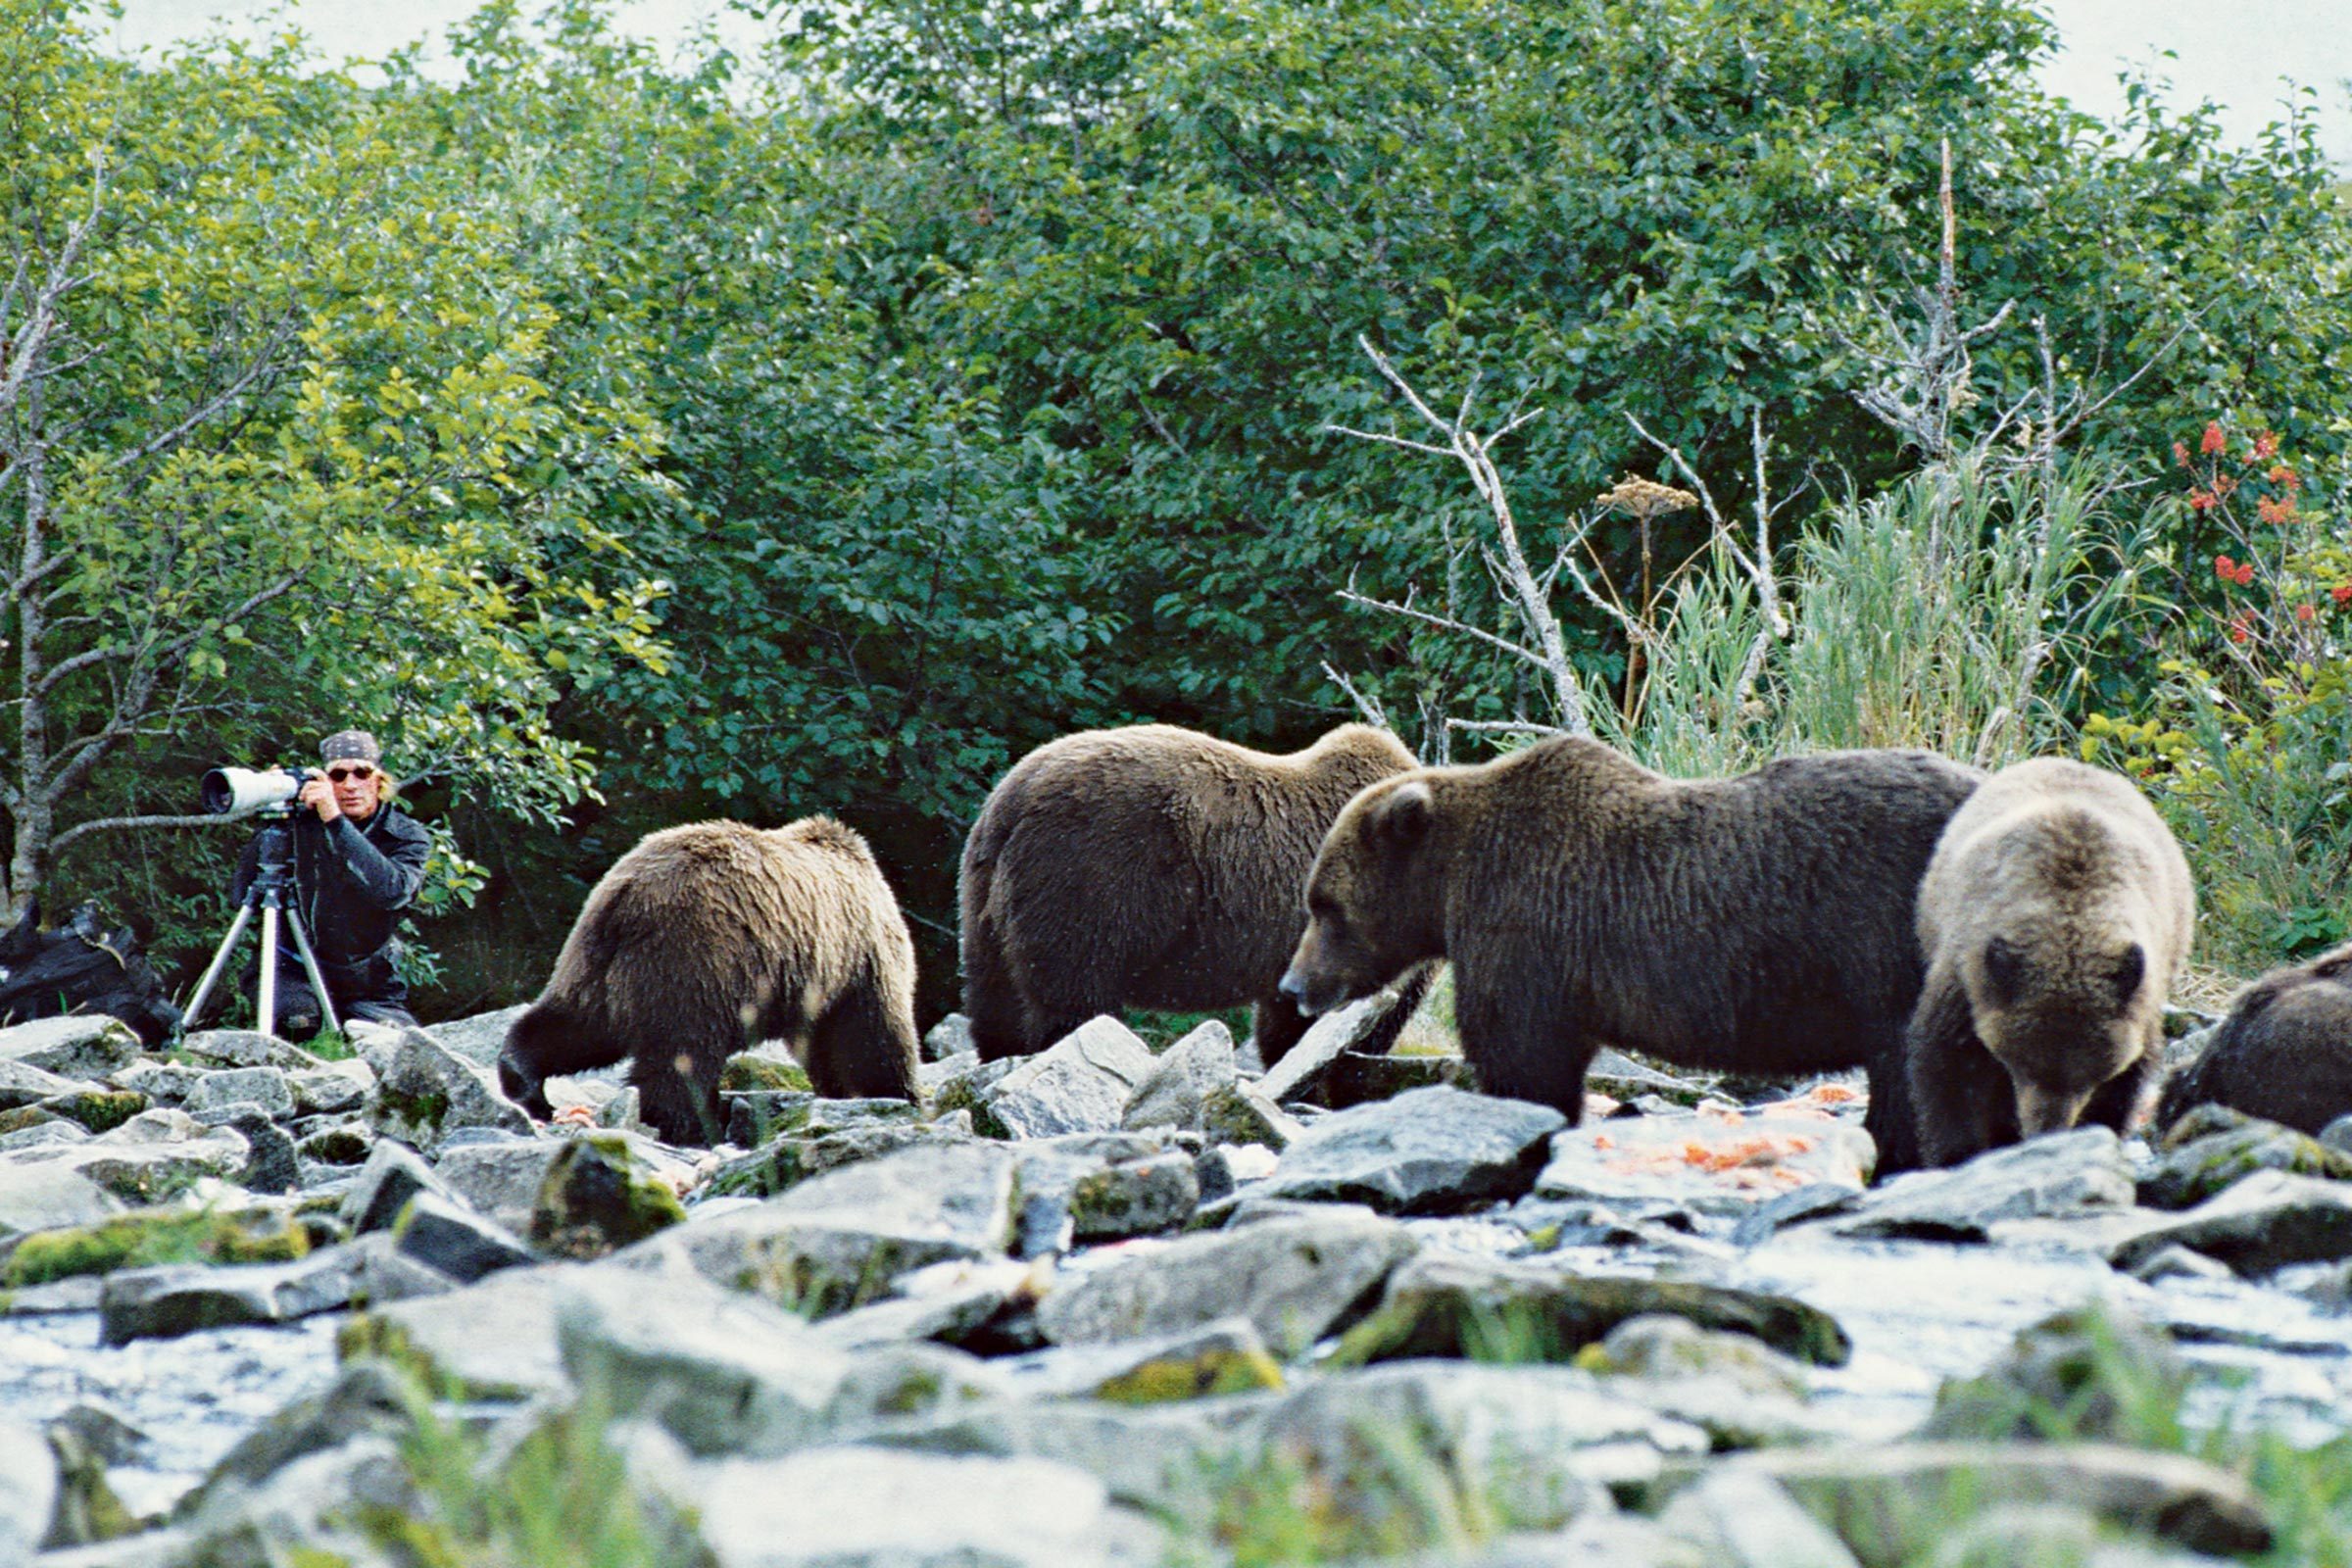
[1831,1126,2136,1241]
[99,1247,359,1345]
[1035,1207,1415,1357]
[339,1263,578,1399]
[1537,1109,1874,1216]
[2107,1170,2352,1276]
[0,1159,120,1239]
[1121,1021,1237,1133]
[1330,1251,1852,1368]
[998,1317,1285,1402]
[690,1447,1155,1568]
[0,1015,140,1079]
[1715,1441,2274,1563]
[0,1057,94,1110]
[421,1004,530,1069]
[1258,1086,1564,1212]
[35,1110,250,1204]
[1255,992,1394,1104]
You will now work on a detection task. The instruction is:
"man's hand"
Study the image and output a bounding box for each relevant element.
[298,775,342,823]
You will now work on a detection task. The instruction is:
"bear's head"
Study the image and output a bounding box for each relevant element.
[1280,776,1444,1016]
[1970,931,2155,1135]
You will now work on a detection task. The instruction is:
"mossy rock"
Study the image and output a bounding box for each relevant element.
[41,1090,149,1135]
[2,1204,311,1288]
[0,1105,59,1136]
[526,1136,686,1259]
[2142,1104,2352,1209]
[1096,1344,1285,1403]
[297,1124,373,1165]
[720,1054,813,1094]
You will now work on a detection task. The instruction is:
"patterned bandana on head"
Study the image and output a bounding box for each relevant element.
[320,730,382,767]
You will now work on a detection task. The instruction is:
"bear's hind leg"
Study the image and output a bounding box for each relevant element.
[808,977,921,1102]
[631,1044,726,1147]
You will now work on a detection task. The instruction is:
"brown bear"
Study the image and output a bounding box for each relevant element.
[959,722,1423,1064]
[500,817,920,1146]
[1899,757,2195,1171]
[1277,736,1982,1164]
[2156,943,2352,1136]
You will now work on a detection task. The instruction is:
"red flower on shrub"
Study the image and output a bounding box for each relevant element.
[2174,441,2191,466]
[2297,603,2317,622]
[2335,584,2352,607]
[2258,496,2295,526]
[2201,420,2228,456]
[2236,563,2256,585]
[2230,616,2252,644]
[2253,430,2279,459]
[2269,464,2299,489]
[2190,490,2219,513]
[2216,555,2236,578]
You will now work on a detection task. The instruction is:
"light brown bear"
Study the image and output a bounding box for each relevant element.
[1278,736,1982,1162]
[959,722,1423,1063]
[2156,942,2352,1136]
[499,817,920,1146]
[1901,757,2194,1170]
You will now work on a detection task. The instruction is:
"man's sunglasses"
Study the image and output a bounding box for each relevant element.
[325,765,377,783]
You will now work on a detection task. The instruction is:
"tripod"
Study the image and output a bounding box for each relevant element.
[180,819,343,1040]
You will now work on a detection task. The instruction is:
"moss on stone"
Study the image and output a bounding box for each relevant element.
[2,1205,310,1287]
[377,1081,452,1135]
[527,1138,686,1260]
[0,1105,57,1136]
[720,1054,813,1094]
[1096,1346,1286,1404]
[44,1091,149,1135]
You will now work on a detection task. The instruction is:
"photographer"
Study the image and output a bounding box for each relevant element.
[228,730,432,1040]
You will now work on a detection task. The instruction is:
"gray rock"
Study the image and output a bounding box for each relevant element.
[1919,1504,2238,1568]
[2107,1169,2352,1275]
[2322,1112,2352,1158]
[999,1317,1285,1401]
[1712,1442,2273,1564]
[2141,1104,2352,1209]
[1005,1146,1092,1258]
[1251,1361,1700,1532]
[338,1139,456,1236]
[347,1230,460,1305]
[365,1029,531,1155]
[690,1447,1156,1568]
[0,1420,59,1565]
[1198,1081,1301,1151]
[429,1137,564,1233]
[179,1029,321,1070]
[0,1015,140,1079]
[1834,1126,2136,1241]
[178,1359,414,1516]
[98,1246,360,1345]
[0,1160,118,1239]
[189,1105,300,1195]
[2130,1245,2237,1285]
[1255,990,1405,1104]
[392,1191,538,1282]
[1658,1469,1863,1568]
[821,1341,1012,1435]
[0,1118,84,1152]
[1922,1305,2187,1444]
[651,1142,1019,1315]
[929,1056,1018,1138]
[811,1260,1039,1353]
[421,1004,530,1069]
[1035,1207,1415,1357]
[46,1109,249,1204]
[286,1061,372,1118]
[922,1012,975,1062]
[861,1395,1270,1509]
[1312,1049,1475,1109]
[988,1017,1156,1139]
[1195,1142,1278,1202]
[1731,1183,1863,1247]
[47,1402,149,1468]
[528,1135,688,1259]
[0,1057,92,1109]
[1536,1113,1875,1216]
[1121,1020,1237,1131]
[556,1264,852,1456]
[1071,1152,1199,1240]
[183,1067,294,1122]
[174,1433,415,1567]
[295,1120,371,1167]
[709,1121,971,1202]
[1329,1251,1851,1368]
[342,1263,576,1398]
[105,1059,204,1106]
[1257,1087,1564,1212]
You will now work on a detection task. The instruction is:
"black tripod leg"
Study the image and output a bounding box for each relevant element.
[180,905,258,1034]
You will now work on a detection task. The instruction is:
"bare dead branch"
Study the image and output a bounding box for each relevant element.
[50,812,235,857]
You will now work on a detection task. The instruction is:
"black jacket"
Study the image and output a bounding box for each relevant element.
[230,802,432,992]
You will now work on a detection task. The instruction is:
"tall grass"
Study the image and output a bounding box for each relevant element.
[1597,458,2147,779]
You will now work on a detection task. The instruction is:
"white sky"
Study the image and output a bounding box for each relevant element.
[97,0,2352,165]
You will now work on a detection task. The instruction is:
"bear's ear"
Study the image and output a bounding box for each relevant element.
[2110,943,2147,1006]
[1982,935,2025,1004]
[1375,781,1434,847]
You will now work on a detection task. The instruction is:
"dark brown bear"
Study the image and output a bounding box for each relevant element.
[960,722,1421,1063]
[2157,943,2352,1135]
[1277,736,1981,1165]
[1901,758,2194,1171]
[500,817,920,1146]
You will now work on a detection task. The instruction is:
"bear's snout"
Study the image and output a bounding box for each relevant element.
[1277,966,1320,1015]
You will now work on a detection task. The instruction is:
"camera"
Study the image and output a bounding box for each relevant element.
[199,765,316,818]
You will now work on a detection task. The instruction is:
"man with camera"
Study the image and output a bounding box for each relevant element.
[227,729,433,1041]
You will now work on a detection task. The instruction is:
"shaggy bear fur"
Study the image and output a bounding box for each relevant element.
[1901,757,2194,1171]
[500,817,920,1146]
[1277,736,1981,1162]
[959,722,1422,1064]
[2157,943,2352,1136]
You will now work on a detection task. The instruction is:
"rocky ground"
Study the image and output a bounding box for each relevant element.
[2,993,2350,1566]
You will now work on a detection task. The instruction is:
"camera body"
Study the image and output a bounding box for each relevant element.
[200,765,316,818]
